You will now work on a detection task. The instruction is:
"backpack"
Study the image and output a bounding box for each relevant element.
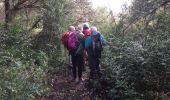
[61,32,70,49]
[75,32,85,55]
[90,32,103,57]
[67,31,79,52]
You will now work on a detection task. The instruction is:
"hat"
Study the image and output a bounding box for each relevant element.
[91,26,97,32]
[83,23,89,28]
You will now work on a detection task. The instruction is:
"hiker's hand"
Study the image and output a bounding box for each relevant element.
[107,42,118,49]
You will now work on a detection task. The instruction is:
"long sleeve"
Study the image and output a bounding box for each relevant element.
[100,34,108,45]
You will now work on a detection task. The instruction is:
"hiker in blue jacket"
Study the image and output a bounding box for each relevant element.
[85,26,108,79]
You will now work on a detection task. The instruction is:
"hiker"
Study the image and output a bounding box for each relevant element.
[61,26,75,67]
[68,26,85,83]
[83,23,91,39]
[85,26,108,79]
[82,23,92,67]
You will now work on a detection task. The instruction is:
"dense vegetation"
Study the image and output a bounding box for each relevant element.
[0,0,170,100]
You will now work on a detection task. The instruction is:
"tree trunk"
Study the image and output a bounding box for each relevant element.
[4,0,11,29]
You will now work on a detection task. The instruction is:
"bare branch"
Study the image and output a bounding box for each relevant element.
[13,0,29,10]
[13,0,40,11]
[29,17,42,31]
[122,0,170,34]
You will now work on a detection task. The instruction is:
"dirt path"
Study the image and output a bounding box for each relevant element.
[47,70,92,100]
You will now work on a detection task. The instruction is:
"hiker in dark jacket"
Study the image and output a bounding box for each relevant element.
[85,26,108,79]
[69,26,85,83]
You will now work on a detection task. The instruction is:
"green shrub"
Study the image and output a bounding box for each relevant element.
[87,11,170,100]
[0,25,49,100]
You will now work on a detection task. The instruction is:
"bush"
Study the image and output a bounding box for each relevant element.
[87,11,170,100]
[0,25,49,100]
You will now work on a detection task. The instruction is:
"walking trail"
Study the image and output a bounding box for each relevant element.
[47,69,93,100]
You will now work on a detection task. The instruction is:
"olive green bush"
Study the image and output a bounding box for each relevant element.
[0,25,49,100]
[87,8,170,100]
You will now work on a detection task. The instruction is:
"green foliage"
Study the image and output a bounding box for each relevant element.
[0,25,49,100]
[32,0,75,73]
[87,5,170,100]
[1,0,170,99]
[92,7,113,36]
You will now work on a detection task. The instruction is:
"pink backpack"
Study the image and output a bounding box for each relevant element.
[67,31,78,51]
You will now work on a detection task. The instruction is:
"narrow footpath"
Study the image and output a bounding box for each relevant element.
[47,69,93,100]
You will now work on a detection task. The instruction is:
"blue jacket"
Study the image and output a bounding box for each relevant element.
[85,31,108,49]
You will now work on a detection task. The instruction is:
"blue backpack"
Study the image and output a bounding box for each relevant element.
[91,32,103,52]
[85,32,103,56]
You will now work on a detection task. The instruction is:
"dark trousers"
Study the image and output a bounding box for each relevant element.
[71,54,84,79]
[88,54,101,79]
